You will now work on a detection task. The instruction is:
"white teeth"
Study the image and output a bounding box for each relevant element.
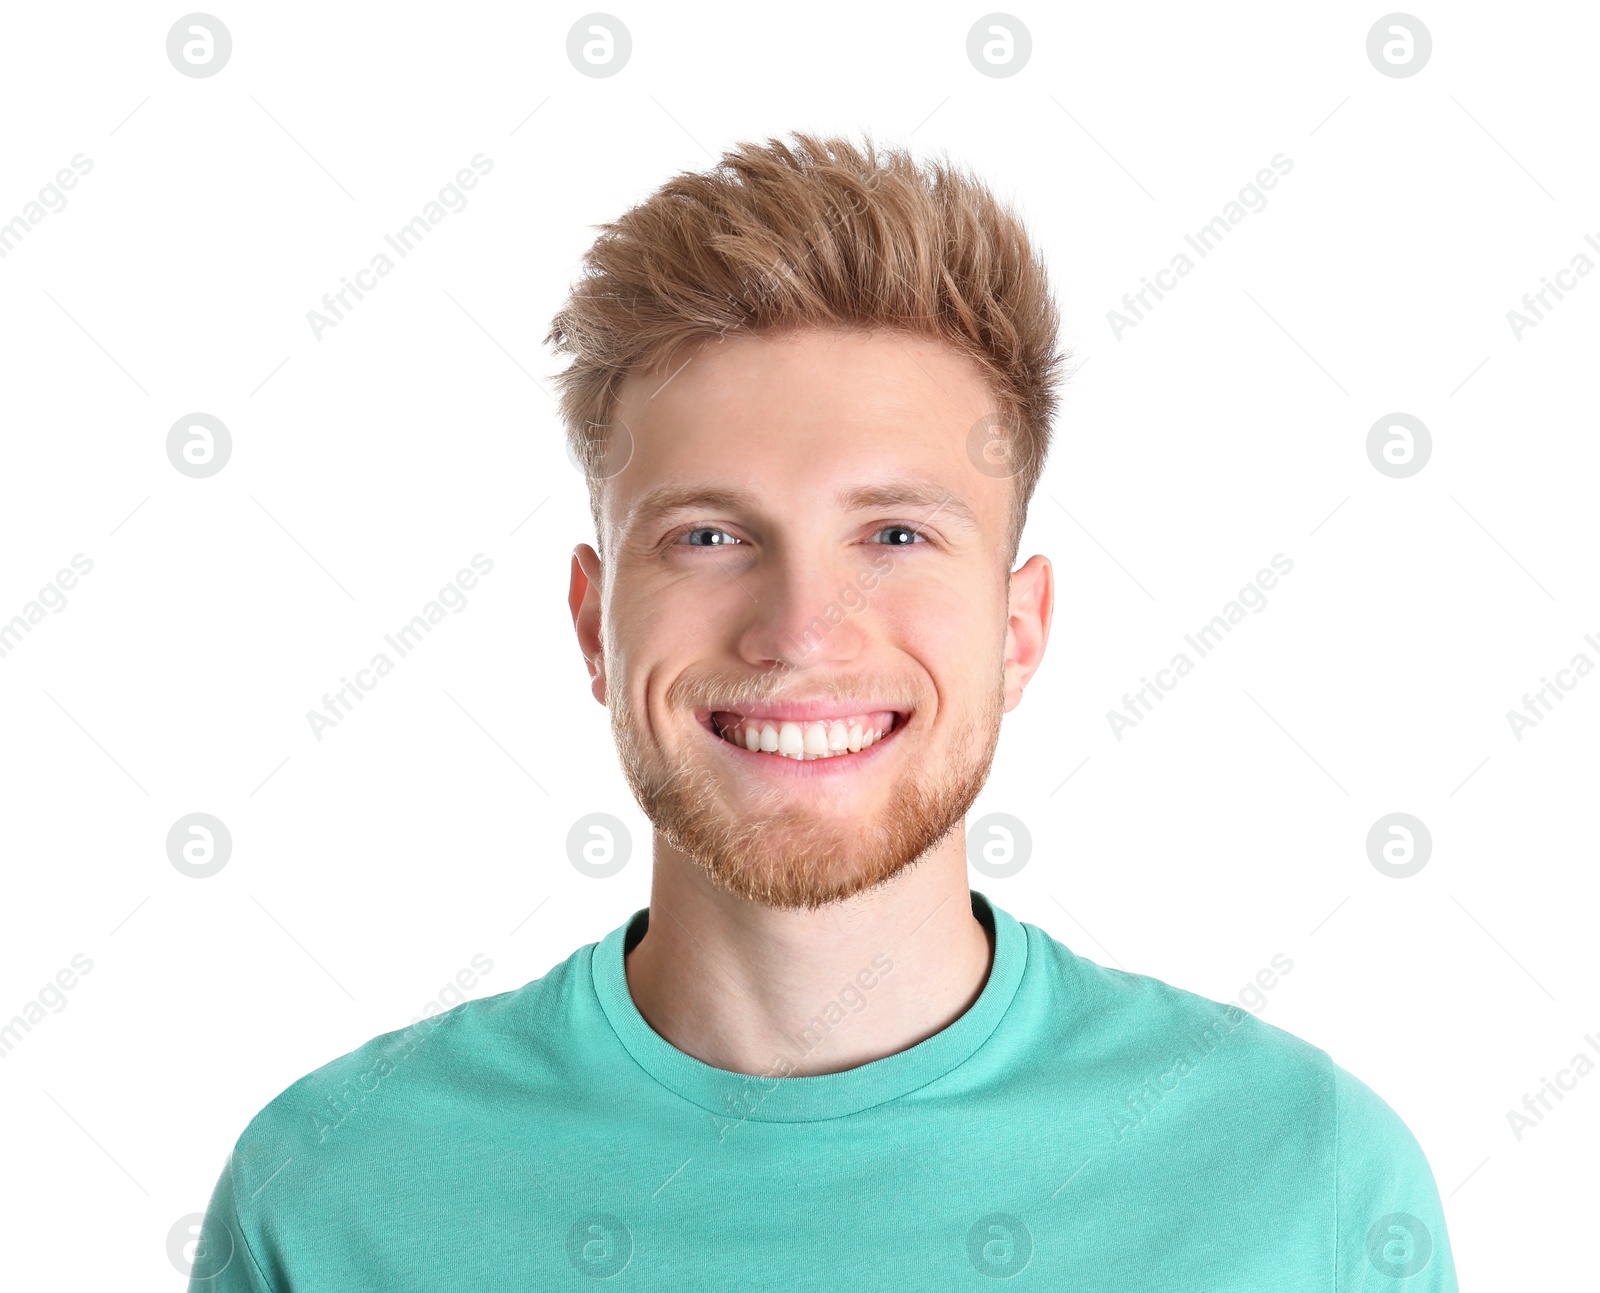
[777,721,804,758]
[712,713,899,760]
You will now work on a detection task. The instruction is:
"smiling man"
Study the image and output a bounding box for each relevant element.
[190,133,1457,1290]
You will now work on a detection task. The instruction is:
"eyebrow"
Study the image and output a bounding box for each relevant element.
[623,480,982,538]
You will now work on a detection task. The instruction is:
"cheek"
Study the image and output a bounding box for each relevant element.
[605,579,735,699]
[872,563,1004,644]
[619,577,742,649]
[877,593,1007,703]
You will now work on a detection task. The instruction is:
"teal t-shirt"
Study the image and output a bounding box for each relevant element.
[189,891,1458,1290]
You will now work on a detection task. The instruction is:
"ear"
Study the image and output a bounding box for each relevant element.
[1002,554,1053,713]
[569,544,606,706]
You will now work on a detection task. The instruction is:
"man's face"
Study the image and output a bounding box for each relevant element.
[569,327,1051,911]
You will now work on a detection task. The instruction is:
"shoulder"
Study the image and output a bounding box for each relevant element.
[1027,925,1335,1107]
[1327,1061,1458,1287]
[1055,943,1444,1179]
[225,946,592,1191]
[1330,1059,1431,1166]
[1023,926,1457,1285]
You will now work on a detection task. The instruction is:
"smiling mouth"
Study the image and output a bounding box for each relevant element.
[703,710,905,761]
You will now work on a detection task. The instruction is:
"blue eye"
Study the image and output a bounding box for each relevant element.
[671,524,929,549]
[679,527,741,547]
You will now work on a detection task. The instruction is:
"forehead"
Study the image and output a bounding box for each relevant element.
[605,328,1002,520]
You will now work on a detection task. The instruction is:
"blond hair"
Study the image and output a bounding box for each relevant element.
[544,130,1070,562]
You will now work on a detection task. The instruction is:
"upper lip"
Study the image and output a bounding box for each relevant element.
[695,700,907,723]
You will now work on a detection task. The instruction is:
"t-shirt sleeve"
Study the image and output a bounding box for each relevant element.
[1333,1061,1460,1291]
[187,1152,278,1293]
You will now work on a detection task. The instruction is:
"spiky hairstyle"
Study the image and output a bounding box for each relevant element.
[544,130,1070,562]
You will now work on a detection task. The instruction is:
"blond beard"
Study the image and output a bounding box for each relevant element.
[608,666,1006,911]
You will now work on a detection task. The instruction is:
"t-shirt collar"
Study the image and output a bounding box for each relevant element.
[590,888,1027,1123]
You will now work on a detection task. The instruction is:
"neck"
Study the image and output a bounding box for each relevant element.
[623,832,994,1078]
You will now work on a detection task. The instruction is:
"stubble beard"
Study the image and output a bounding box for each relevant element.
[608,667,1007,911]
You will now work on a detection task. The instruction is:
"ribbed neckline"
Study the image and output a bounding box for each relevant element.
[590,889,1027,1123]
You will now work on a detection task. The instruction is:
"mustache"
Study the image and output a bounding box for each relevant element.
[665,670,918,714]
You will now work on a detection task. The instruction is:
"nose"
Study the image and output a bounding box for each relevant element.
[733,546,871,673]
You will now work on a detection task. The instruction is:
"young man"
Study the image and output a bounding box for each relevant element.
[191,133,1458,1289]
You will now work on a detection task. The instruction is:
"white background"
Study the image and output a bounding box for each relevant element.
[1,1,1595,1286]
